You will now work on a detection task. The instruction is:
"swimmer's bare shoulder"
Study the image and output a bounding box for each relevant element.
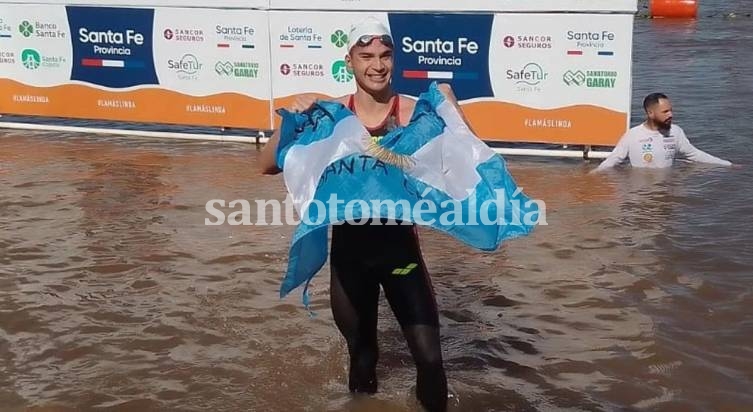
[398,95,417,127]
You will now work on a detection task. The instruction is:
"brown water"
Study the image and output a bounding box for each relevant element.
[2,8,753,412]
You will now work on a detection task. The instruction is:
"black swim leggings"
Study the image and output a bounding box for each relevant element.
[330,223,447,412]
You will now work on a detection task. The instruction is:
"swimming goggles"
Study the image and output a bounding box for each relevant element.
[355,34,394,48]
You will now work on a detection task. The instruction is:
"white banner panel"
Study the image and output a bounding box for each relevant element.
[269,11,385,103]
[14,1,269,9]
[489,14,632,110]
[0,4,73,88]
[0,4,272,129]
[268,0,637,13]
[153,7,271,99]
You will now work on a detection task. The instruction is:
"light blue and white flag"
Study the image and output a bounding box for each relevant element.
[275,82,540,305]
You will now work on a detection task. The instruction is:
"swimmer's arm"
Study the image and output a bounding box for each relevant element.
[258,94,347,175]
[437,83,479,136]
[259,129,282,175]
[676,129,732,166]
[594,133,630,172]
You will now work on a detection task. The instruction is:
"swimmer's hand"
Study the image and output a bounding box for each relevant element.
[260,93,326,175]
[291,94,319,113]
[436,83,478,135]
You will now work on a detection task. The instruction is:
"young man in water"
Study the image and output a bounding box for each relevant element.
[594,93,734,171]
[259,17,464,412]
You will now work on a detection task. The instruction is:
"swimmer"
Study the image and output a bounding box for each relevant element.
[259,17,466,412]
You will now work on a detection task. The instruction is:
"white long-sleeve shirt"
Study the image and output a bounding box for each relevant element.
[596,123,732,170]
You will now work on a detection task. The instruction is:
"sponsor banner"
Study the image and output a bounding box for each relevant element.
[0,4,72,87]
[272,12,632,145]
[0,4,271,129]
[152,6,271,127]
[269,0,637,13]
[269,11,370,117]
[389,13,493,101]
[68,6,158,88]
[1,5,634,145]
[481,13,632,144]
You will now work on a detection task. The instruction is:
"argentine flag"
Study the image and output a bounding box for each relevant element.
[275,82,540,305]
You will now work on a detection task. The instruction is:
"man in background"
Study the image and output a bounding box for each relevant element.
[594,93,734,171]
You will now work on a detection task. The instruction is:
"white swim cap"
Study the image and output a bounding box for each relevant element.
[347,17,393,52]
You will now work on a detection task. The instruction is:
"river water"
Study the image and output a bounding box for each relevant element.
[1,3,752,411]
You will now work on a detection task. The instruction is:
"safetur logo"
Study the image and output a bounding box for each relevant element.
[21,49,40,69]
[331,29,348,48]
[331,60,352,83]
[507,62,548,86]
[168,53,202,80]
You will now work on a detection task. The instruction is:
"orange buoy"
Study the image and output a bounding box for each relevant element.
[650,0,699,18]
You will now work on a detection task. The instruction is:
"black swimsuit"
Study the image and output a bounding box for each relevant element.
[328,95,447,411]
[330,94,438,328]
